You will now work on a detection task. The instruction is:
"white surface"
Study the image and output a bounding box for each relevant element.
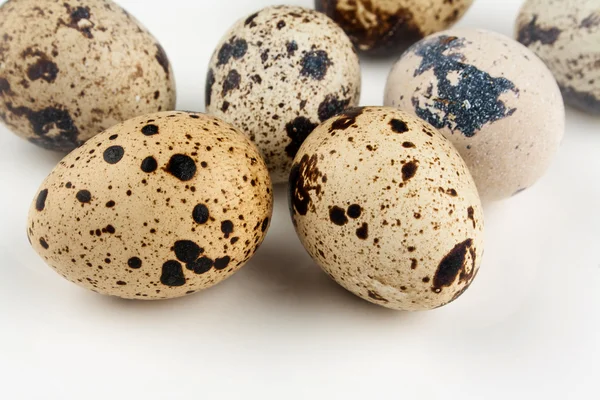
[0,0,599,399]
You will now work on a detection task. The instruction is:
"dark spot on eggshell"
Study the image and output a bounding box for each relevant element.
[222,69,241,95]
[390,119,409,133]
[165,154,197,181]
[127,257,142,269]
[192,204,210,224]
[517,15,562,46]
[174,240,203,263]
[329,107,364,132]
[140,156,158,173]
[60,4,95,39]
[368,290,388,303]
[245,12,259,28]
[467,207,476,228]
[286,41,298,56]
[103,145,124,164]
[300,50,332,80]
[76,190,91,203]
[26,56,59,83]
[289,154,322,216]
[318,95,351,122]
[214,256,231,270]
[187,257,214,274]
[39,238,49,249]
[402,161,418,181]
[221,220,234,236]
[205,69,215,107]
[141,124,159,136]
[347,204,362,219]
[261,217,270,232]
[0,78,12,96]
[432,239,476,293]
[155,43,170,76]
[36,189,48,211]
[160,260,186,287]
[356,223,369,240]
[5,103,79,151]
[411,35,519,137]
[217,38,248,66]
[285,117,318,157]
[329,206,348,226]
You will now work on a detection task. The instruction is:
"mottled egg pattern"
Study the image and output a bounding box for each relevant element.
[289,107,484,311]
[0,0,176,151]
[384,29,565,202]
[315,0,474,55]
[206,6,361,184]
[516,0,600,114]
[27,112,273,299]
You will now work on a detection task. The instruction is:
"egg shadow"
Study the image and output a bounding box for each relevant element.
[241,184,411,319]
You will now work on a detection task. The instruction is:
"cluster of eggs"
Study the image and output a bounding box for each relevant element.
[0,0,591,310]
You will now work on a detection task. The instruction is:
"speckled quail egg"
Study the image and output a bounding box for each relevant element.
[0,0,176,151]
[289,107,484,311]
[384,29,565,202]
[314,0,474,55]
[516,0,600,115]
[206,5,361,184]
[27,111,272,299]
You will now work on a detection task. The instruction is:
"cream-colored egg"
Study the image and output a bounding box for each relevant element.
[290,107,484,311]
[315,0,474,55]
[384,29,565,202]
[0,0,176,151]
[206,6,361,184]
[516,0,600,114]
[27,112,272,299]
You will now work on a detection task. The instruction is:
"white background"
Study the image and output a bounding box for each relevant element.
[0,0,599,399]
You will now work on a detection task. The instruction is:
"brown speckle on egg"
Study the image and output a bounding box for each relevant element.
[206,6,361,184]
[0,0,176,151]
[289,107,484,311]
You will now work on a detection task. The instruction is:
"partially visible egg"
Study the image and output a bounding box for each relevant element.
[27,112,272,299]
[0,0,176,151]
[314,0,474,55]
[384,29,565,202]
[516,0,600,115]
[289,107,484,311]
[206,5,361,184]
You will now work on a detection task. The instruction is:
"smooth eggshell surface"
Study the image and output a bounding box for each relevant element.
[384,29,565,202]
[516,0,600,114]
[206,6,361,184]
[315,0,474,55]
[27,112,273,300]
[0,0,176,151]
[289,107,484,311]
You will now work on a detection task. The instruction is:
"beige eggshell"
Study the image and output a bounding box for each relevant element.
[384,29,565,202]
[315,0,474,55]
[289,107,484,311]
[206,5,361,184]
[516,0,600,114]
[27,112,272,300]
[0,0,176,151]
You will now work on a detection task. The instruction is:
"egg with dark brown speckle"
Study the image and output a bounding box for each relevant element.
[206,5,361,184]
[27,112,272,299]
[516,0,600,115]
[315,0,474,55]
[0,0,176,151]
[289,107,484,311]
